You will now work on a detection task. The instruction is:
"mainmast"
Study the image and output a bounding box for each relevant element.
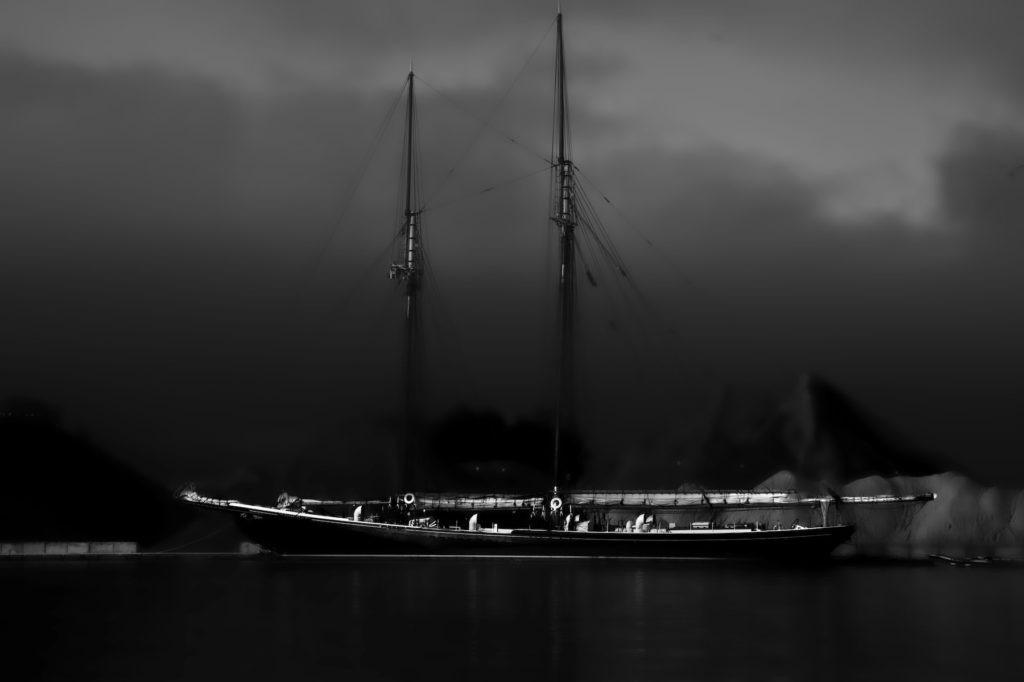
[389,70,422,491]
[552,11,576,493]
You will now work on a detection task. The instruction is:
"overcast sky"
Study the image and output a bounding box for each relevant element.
[2,0,1023,488]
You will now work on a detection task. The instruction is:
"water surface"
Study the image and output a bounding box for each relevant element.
[3,557,1020,681]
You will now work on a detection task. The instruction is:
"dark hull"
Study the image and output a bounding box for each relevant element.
[208,503,854,559]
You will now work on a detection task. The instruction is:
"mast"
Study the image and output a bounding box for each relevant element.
[552,11,576,493]
[389,70,422,491]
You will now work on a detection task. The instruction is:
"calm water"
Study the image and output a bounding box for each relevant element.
[2,557,1021,681]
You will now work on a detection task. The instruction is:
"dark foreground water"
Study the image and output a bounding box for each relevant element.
[2,557,1021,681]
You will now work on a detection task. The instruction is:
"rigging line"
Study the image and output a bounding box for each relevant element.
[573,170,802,380]
[324,237,403,326]
[574,165,704,292]
[573,231,653,415]
[588,270,650,388]
[570,172,697,363]
[542,178,558,348]
[577,227,642,347]
[575,197,702,376]
[577,197,626,274]
[576,183,629,273]
[549,34,560,175]
[417,18,556,208]
[580,238,641,363]
[393,88,413,243]
[570,238,601,398]
[265,78,407,344]
[344,251,409,362]
[615,258,683,343]
[577,228,627,332]
[596,238,729,394]
[308,78,408,290]
[573,178,701,346]
[426,164,552,213]
[415,73,553,204]
[574,232,597,287]
[577,219,629,298]
[585,195,629,271]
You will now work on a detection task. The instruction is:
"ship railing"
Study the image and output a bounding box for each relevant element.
[276,490,935,512]
[405,494,546,510]
[565,490,935,510]
[178,487,934,515]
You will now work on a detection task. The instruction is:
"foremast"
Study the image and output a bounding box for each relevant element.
[389,69,422,491]
[552,11,576,494]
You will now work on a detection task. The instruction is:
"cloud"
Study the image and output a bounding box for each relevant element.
[0,49,383,470]
[0,43,568,481]
[4,0,1021,228]
[938,123,1024,249]
[0,0,560,93]
[569,123,1024,482]
[3,8,1024,489]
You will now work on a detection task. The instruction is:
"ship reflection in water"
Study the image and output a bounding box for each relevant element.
[3,558,1021,681]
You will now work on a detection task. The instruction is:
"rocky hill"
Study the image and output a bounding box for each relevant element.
[680,375,1021,559]
[0,398,193,547]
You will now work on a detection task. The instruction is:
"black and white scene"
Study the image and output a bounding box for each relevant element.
[2,1,1023,680]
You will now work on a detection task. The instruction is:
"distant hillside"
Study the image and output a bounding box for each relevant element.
[839,472,1023,559]
[700,470,1023,560]
[0,398,194,546]
[669,374,1020,559]
[684,373,956,489]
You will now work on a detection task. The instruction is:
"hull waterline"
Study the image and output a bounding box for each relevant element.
[183,494,855,559]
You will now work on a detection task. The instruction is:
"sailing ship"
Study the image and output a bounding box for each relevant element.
[180,11,933,558]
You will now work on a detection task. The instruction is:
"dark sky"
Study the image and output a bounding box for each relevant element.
[2,0,1023,488]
